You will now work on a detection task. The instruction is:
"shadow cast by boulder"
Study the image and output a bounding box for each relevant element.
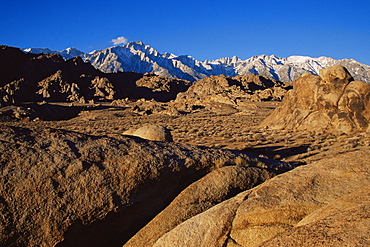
[242,144,310,161]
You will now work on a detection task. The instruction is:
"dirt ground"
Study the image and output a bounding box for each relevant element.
[3,100,369,165]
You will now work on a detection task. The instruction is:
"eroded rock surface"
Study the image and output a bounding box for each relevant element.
[150,149,370,247]
[124,165,273,247]
[0,124,293,247]
[261,65,370,132]
[260,185,370,246]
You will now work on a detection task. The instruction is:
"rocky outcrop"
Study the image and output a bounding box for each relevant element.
[149,149,370,247]
[36,70,82,102]
[0,45,191,105]
[134,73,191,102]
[0,124,294,247]
[261,65,370,132]
[89,76,116,101]
[175,74,292,107]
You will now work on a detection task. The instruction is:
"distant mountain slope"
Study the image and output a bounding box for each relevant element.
[23,47,85,60]
[22,41,370,83]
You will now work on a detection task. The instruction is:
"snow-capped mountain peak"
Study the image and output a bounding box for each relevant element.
[61,47,84,57]
[21,42,370,83]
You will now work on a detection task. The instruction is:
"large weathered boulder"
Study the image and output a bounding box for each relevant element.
[0,124,294,247]
[150,149,370,247]
[261,65,370,132]
[124,165,274,247]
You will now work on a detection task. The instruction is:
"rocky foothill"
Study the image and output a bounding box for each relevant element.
[175,73,292,107]
[0,45,369,246]
[0,45,191,106]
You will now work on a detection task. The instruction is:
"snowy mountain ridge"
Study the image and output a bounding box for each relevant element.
[22,41,370,83]
[23,47,85,60]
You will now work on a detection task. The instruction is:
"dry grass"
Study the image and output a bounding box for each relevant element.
[7,100,367,164]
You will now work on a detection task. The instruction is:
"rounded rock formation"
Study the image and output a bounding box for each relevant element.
[126,124,173,142]
[124,165,274,247]
[261,65,370,132]
[149,149,370,247]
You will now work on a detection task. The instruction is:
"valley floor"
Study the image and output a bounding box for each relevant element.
[4,100,369,165]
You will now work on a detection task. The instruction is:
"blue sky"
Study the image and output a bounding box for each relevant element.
[1,0,369,64]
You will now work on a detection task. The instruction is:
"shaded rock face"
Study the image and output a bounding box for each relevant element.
[0,104,82,122]
[261,65,370,132]
[0,45,191,105]
[0,124,293,247]
[0,105,36,122]
[135,73,192,102]
[149,149,370,247]
[175,74,292,107]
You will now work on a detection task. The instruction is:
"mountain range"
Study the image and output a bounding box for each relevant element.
[23,41,370,83]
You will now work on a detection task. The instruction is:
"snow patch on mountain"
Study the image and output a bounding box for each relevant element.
[23,47,85,60]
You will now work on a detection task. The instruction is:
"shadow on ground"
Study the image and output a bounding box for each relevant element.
[242,144,310,161]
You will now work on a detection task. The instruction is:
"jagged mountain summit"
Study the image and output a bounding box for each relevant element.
[22,41,370,83]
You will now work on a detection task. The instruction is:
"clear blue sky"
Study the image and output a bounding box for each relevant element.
[1,0,369,64]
